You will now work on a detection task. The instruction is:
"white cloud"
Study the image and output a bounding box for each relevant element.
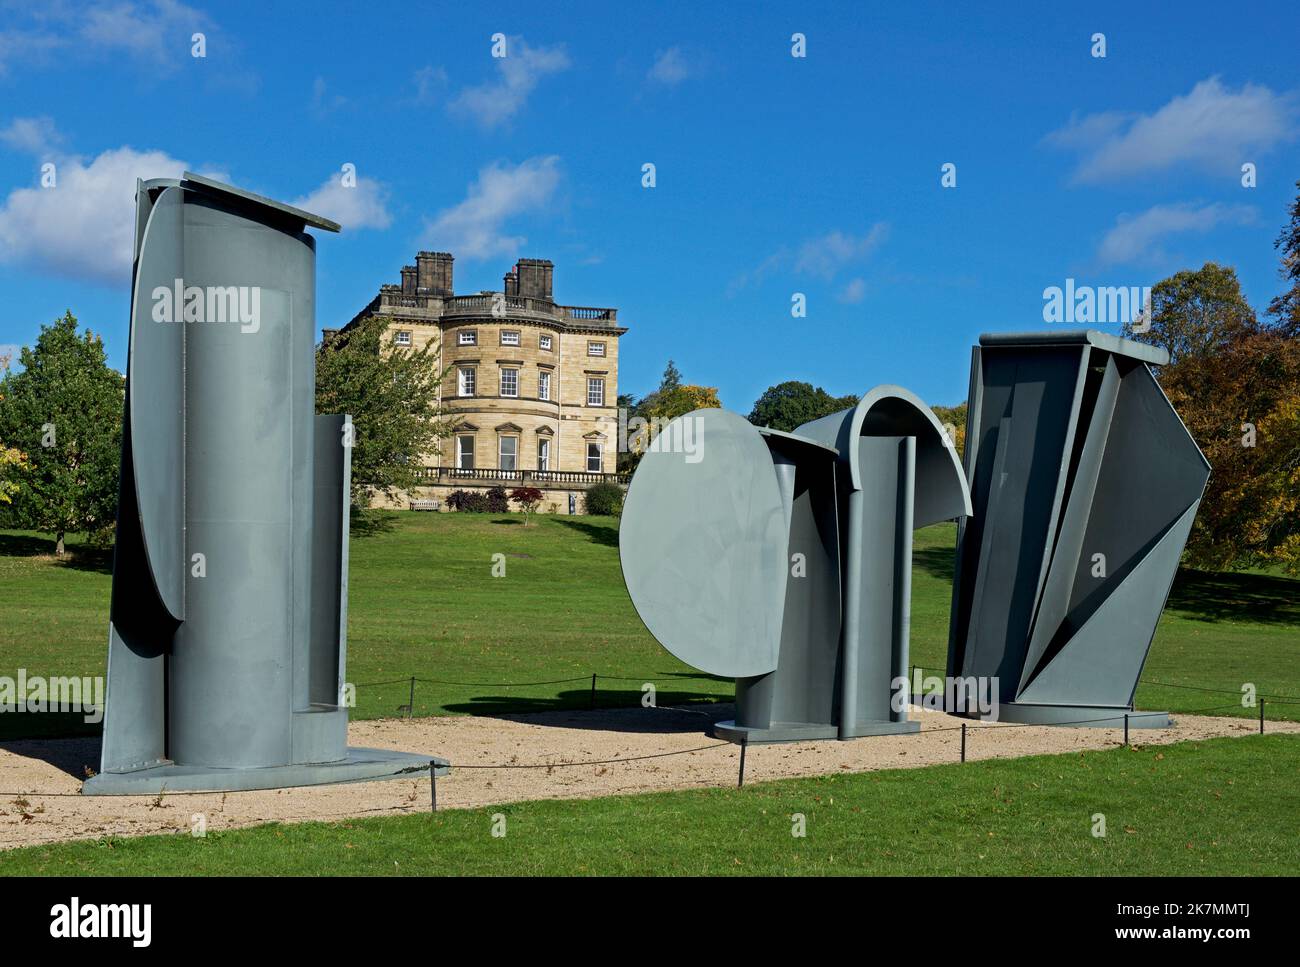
[0,29,64,75]
[794,226,890,279]
[0,146,192,284]
[648,47,690,85]
[79,0,204,66]
[838,278,867,304]
[730,224,890,294]
[1046,77,1299,182]
[0,1,213,75]
[421,156,562,260]
[1097,201,1257,266]
[292,172,391,231]
[310,76,350,117]
[448,38,570,129]
[410,65,448,105]
[0,116,64,154]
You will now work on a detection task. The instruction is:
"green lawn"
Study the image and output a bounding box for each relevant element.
[3,734,1295,875]
[908,524,1299,721]
[1,513,1297,742]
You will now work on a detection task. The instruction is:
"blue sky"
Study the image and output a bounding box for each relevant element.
[1,0,1297,410]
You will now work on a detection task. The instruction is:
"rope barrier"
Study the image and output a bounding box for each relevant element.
[0,700,1270,801]
[449,742,732,770]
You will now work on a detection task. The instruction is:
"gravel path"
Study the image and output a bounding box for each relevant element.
[0,704,1289,850]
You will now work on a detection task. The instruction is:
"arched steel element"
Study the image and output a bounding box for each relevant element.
[795,384,972,526]
[794,386,973,739]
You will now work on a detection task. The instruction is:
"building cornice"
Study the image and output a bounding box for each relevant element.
[343,289,628,336]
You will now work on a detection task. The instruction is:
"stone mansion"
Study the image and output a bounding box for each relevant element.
[334,252,628,509]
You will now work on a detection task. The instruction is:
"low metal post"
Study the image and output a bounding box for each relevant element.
[738,736,747,788]
[1260,699,1265,735]
[961,723,966,763]
[1123,713,1129,747]
[430,762,438,812]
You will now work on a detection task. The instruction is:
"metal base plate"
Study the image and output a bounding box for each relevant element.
[81,747,448,796]
[713,719,921,744]
[973,703,1172,729]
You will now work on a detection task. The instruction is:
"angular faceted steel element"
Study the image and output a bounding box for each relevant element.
[947,330,1211,729]
[619,391,970,745]
[85,174,447,794]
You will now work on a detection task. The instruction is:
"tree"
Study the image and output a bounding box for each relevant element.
[1158,331,1300,572]
[620,362,722,474]
[1267,178,1300,337]
[0,350,24,508]
[644,383,721,424]
[659,359,682,394]
[630,360,687,420]
[1121,263,1258,367]
[1124,256,1300,573]
[510,486,544,525]
[747,380,859,432]
[315,315,450,512]
[0,312,123,554]
[931,402,968,459]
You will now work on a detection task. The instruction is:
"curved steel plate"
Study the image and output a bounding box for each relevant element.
[619,408,787,678]
[128,186,185,620]
[796,384,972,526]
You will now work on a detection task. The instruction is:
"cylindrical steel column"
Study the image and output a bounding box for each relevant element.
[168,198,317,769]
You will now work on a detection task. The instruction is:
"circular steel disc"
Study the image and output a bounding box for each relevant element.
[618,408,787,678]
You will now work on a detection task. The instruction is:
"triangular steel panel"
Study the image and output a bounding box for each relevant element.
[1019,354,1121,692]
[1017,500,1199,707]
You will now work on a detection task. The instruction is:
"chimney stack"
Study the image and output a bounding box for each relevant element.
[515,258,553,301]
[400,265,416,295]
[415,251,454,296]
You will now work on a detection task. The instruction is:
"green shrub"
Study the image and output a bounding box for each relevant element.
[485,486,509,513]
[447,489,491,513]
[584,481,624,516]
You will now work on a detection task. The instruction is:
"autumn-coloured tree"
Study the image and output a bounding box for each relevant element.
[1125,251,1300,573]
[930,402,968,460]
[509,486,544,525]
[1159,331,1300,572]
[619,361,722,473]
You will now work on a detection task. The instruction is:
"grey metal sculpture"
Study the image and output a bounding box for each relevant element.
[619,391,970,744]
[947,330,1210,728]
[84,173,447,793]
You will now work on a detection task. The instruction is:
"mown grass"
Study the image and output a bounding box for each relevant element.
[1,514,1296,742]
[3,735,1295,875]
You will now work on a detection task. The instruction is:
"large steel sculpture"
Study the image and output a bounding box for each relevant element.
[619,391,970,744]
[946,330,1210,728]
[85,173,447,793]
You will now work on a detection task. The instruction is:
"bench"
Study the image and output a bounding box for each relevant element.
[409,499,441,511]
